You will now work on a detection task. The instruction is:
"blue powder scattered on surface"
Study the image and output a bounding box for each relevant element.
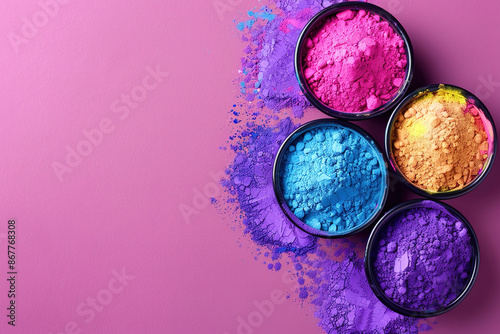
[279,124,386,233]
[216,0,433,333]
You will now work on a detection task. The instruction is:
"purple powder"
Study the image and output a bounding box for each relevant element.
[223,118,317,254]
[222,119,421,332]
[222,119,422,332]
[237,1,337,117]
[306,242,419,333]
[218,1,429,332]
[371,201,475,312]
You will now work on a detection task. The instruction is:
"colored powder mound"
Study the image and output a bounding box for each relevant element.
[391,87,489,192]
[220,1,426,332]
[302,9,407,112]
[371,201,474,311]
[279,124,386,233]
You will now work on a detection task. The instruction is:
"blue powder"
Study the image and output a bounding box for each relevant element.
[279,123,386,233]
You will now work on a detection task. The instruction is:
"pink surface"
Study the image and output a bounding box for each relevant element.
[0,0,499,333]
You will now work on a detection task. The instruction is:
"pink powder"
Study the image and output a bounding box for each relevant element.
[302,9,408,113]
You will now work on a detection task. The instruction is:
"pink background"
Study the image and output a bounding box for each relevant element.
[0,0,499,333]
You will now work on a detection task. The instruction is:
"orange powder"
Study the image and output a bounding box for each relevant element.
[391,88,489,192]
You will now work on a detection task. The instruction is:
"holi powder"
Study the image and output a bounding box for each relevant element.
[390,86,492,192]
[367,200,476,315]
[276,121,387,236]
[236,0,326,118]
[222,118,317,254]
[300,8,407,113]
[218,1,432,333]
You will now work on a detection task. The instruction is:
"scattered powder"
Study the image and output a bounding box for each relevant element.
[279,123,386,233]
[307,242,421,333]
[237,1,329,117]
[302,8,407,112]
[218,1,429,332]
[391,87,489,192]
[223,118,317,254]
[371,201,474,312]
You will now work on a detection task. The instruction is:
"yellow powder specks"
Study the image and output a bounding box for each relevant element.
[407,120,427,138]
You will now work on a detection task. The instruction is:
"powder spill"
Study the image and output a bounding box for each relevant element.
[238,0,332,117]
[278,122,386,234]
[391,86,490,192]
[370,201,475,313]
[219,1,427,332]
[307,243,420,333]
[223,118,317,254]
[301,8,407,113]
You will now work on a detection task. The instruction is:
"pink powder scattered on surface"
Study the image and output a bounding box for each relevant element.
[302,9,408,113]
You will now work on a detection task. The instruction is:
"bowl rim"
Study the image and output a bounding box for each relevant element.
[294,1,414,120]
[384,83,498,199]
[272,118,389,238]
[364,198,480,317]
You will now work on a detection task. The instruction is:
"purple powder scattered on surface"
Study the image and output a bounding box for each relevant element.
[371,201,474,312]
[306,242,420,333]
[223,118,317,254]
[218,1,432,333]
[237,1,342,117]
